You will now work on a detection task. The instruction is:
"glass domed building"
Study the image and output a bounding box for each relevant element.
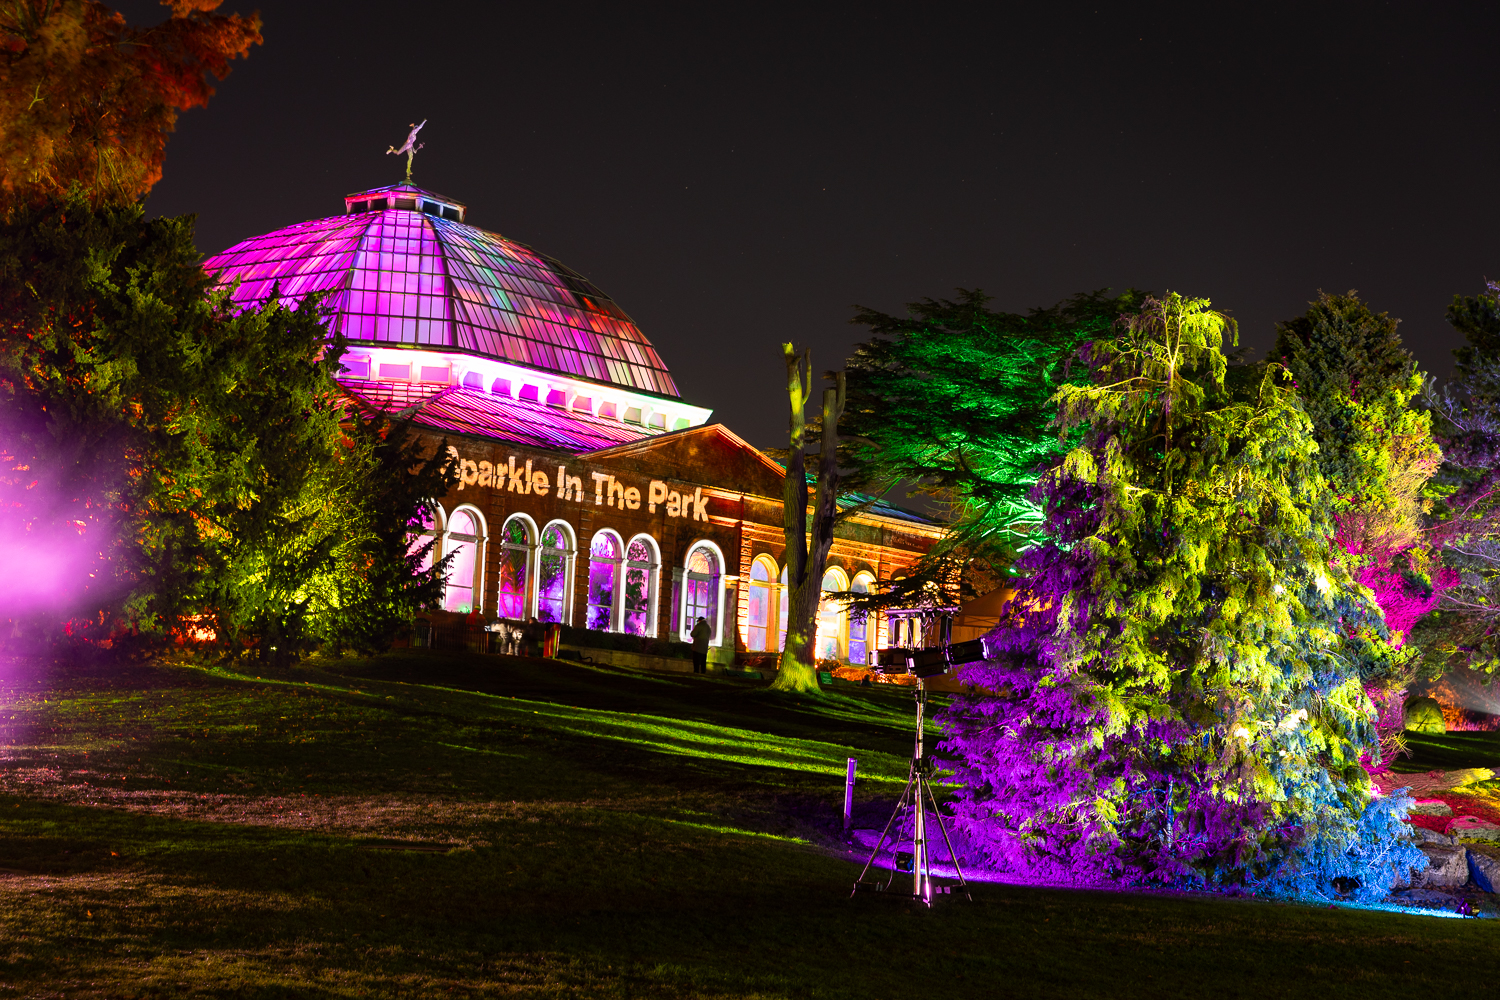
[204,182,941,667]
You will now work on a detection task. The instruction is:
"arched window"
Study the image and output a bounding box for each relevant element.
[815,566,850,661]
[746,555,780,651]
[586,530,623,630]
[777,565,789,651]
[681,541,725,643]
[443,508,487,614]
[848,572,875,666]
[622,535,660,636]
[495,514,534,620]
[536,521,576,624]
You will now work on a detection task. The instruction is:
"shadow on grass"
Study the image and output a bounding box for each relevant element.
[1,650,1497,998]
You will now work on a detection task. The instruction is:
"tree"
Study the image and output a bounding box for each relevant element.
[940,294,1419,897]
[770,345,845,693]
[0,0,261,216]
[0,193,453,656]
[1272,291,1446,760]
[1414,280,1500,676]
[839,288,1147,610]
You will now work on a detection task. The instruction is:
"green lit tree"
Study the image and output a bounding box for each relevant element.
[839,288,1147,609]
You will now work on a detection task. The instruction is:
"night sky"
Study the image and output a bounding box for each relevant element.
[120,1,1500,448]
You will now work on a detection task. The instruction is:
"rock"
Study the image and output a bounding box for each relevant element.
[1404,696,1447,733]
[1412,799,1454,817]
[1451,816,1500,843]
[1469,849,1500,894]
[1419,844,1470,888]
[1416,826,1457,847]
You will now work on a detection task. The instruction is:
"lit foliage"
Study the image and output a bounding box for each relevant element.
[0,194,452,656]
[939,294,1421,894]
[1272,292,1447,649]
[840,288,1146,607]
[1415,281,1500,676]
[0,0,260,216]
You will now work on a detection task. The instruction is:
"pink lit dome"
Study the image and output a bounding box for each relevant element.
[202,183,679,398]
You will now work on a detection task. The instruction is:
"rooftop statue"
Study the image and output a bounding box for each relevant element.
[386,120,427,183]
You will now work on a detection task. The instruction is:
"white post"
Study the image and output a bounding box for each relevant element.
[844,757,858,830]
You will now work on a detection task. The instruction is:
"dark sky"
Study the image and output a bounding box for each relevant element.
[122,1,1500,448]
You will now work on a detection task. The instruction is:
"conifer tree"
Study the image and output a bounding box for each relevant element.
[840,289,1145,608]
[940,294,1420,895]
[1414,281,1500,675]
[1272,292,1446,647]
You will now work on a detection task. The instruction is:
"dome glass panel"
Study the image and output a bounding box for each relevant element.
[203,185,679,398]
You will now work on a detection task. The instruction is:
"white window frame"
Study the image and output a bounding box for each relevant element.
[621,533,661,637]
[444,504,490,614]
[679,539,729,645]
[536,519,577,625]
[586,528,625,632]
[495,512,537,620]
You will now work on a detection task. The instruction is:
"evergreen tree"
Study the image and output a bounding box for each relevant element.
[840,288,1146,608]
[0,194,452,655]
[1414,281,1500,675]
[1272,292,1446,647]
[940,294,1420,896]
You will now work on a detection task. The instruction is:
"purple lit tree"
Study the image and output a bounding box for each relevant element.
[939,294,1422,896]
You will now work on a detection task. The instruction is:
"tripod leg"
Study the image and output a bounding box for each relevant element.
[851,773,919,894]
[922,775,973,901]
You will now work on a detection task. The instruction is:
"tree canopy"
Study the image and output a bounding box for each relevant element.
[840,288,1147,607]
[940,294,1419,897]
[0,0,261,216]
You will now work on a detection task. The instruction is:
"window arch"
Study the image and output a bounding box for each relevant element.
[536,520,576,624]
[848,571,876,666]
[622,534,660,637]
[443,506,488,614]
[680,540,727,644]
[494,513,534,620]
[815,565,850,662]
[746,555,781,651]
[586,529,623,630]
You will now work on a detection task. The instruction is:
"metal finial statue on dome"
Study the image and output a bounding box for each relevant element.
[386,120,426,183]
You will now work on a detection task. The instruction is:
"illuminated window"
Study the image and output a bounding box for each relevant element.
[536,521,575,624]
[848,572,875,666]
[747,556,778,651]
[442,508,487,614]
[622,535,660,637]
[587,530,623,630]
[681,542,724,643]
[815,566,850,662]
[496,515,534,619]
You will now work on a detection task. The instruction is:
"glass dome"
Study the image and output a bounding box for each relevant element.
[202,184,679,398]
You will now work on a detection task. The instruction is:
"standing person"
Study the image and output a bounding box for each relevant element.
[525,616,541,657]
[691,617,712,674]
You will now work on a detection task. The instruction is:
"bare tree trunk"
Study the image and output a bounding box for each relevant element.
[773,344,844,693]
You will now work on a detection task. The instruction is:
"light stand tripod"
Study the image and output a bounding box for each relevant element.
[851,678,972,904]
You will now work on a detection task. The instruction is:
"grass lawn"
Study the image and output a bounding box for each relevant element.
[0,649,1497,999]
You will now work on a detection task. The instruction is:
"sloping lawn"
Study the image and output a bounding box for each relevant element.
[0,650,1495,998]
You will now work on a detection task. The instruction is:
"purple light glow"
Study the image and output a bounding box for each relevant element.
[537,524,571,623]
[587,532,620,630]
[203,187,679,397]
